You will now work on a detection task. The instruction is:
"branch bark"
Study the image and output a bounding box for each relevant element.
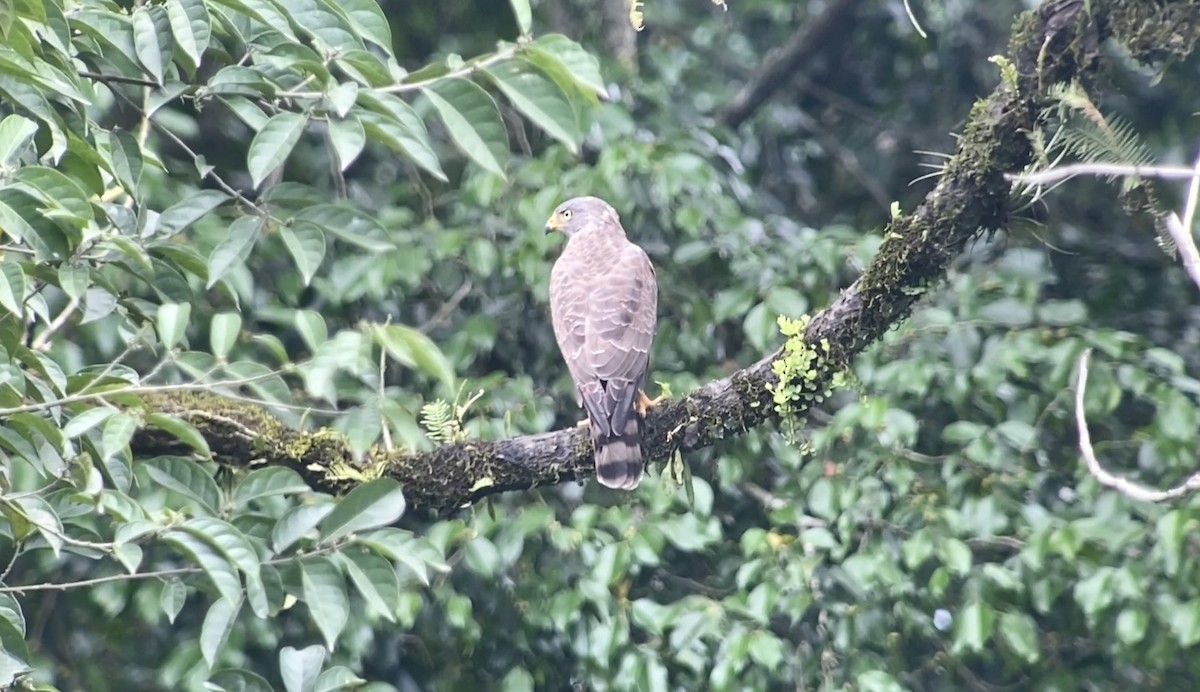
[130,0,1200,513]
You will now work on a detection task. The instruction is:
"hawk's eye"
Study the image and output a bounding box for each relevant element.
[562,209,572,219]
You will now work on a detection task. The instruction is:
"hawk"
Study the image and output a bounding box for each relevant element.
[546,196,659,490]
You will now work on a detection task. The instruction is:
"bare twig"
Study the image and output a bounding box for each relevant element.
[720,0,866,128]
[0,542,347,594]
[418,280,473,334]
[1010,162,1200,186]
[278,47,518,100]
[1074,349,1200,502]
[1181,148,1200,234]
[30,296,79,351]
[0,367,297,417]
[79,71,162,88]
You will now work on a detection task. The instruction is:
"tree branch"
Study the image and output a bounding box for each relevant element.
[720,0,867,129]
[129,0,1200,513]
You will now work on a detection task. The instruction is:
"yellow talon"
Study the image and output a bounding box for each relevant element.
[636,390,664,416]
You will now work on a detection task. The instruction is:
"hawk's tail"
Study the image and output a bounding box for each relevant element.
[592,413,643,490]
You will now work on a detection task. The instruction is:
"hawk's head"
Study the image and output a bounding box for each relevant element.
[545,196,620,237]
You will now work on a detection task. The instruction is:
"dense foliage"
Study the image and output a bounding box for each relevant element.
[1,0,1199,690]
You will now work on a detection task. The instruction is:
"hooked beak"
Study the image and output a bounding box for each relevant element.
[545,213,564,234]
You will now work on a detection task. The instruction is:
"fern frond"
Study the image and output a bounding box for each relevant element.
[420,399,457,445]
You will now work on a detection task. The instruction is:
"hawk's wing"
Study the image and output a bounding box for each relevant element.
[584,242,657,395]
[549,240,657,427]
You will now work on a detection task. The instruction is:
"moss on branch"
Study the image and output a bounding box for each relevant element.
[130,0,1200,513]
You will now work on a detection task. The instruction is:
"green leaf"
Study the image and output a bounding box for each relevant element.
[0,595,24,637]
[317,478,406,545]
[0,649,29,687]
[424,79,509,178]
[300,557,349,650]
[272,503,334,553]
[294,204,394,252]
[326,116,365,171]
[143,456,223,514]
[183,517,262,582]
[528,34,606,97]
[208,0,295,40]
[82,287,119,326]
[280,222,326,286]
[166,0,211,73]
[0,262,27,317]
[62,405,117,436]
[160,577,188,624]
[856,671,905,692]
[156,302,191,349]
[998,611,1039,663]
[277,0,363,53]
[335,550,398,622]
[981,297,1033,327]
[486,59,580,152]
[232,467,310,508]
[938,538,972,575]
[200,595,242,669]
[145,412,211,456]
[372,324,457,392]
[158,189,229,236]
[0,114,38,166]
[279,645,325,692]
[356,105,447,181]
[12,496,63,558]
[294,310,328,352]
[57,262,88,301]
[1166,599,1200,647]
[0,199,37,249]
[132,6,172,84]
[209,668,276,692]
[952,600,995,654]
[163,529,243,604]
[1116,607,1148,644]
[324,81,358,118]
[355,527,442,585]
[210,312,242,360]
[314,667,364,692]
[508,0,531,35]
[11,165,93,228]
[207,216,262,289]
[339,0,391,53]
[101,412,138,462]
[247,112,308,187]
[339,400,382,459]
[103,130,143,196]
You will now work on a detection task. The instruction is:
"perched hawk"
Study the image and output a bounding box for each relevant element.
[546,197,659,490]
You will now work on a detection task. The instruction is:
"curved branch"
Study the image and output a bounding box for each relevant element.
[130,0,1200,514]
[720,0,867,129]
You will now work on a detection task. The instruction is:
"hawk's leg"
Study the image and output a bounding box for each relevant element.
[636,390,665,417]
[575,418,591,429]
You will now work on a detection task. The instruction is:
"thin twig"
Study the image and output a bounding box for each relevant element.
[0,543,345,594]
[1178,146,1200,237]
[377,315,396,452]
[79,71,162,88]
[30,296,79,351]
[418,280,473,334]
[1011,162,1200,186]
[278,47,518,100]
[0,368,296,417]
[1075,349,1200,502]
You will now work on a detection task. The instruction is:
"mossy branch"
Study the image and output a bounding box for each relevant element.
[130,0,1200,513]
